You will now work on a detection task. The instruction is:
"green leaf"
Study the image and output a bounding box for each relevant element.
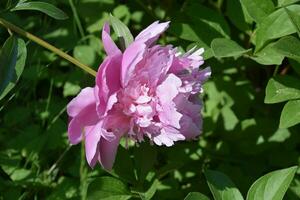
[183,2,231,38]
[11,2,68,20]
[240,0,275,23]
[274,36,300,60]
[184,192,211,200]
[280,100,300,128]
[73,45,96,67]
[246,166,298,200]
[251,43,284,65]
[63,82,81,97]
[86,176,132,200]
[255,5,300,51]
[109,14,134,50]
[204,169,244,200]
[284,7,300,37]
[138,179,160,200]
[278,0,300,7]
[211,38,250,58]
[265,76,300,103]
[0,36,27,101]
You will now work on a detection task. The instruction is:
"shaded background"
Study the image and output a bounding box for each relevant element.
[0,0,300,199]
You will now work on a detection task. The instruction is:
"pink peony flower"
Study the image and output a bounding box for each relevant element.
[67,21,211,170]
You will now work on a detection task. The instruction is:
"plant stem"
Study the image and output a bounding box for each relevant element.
[80,141,88,200]
[0,18,97,77]
[69,0,85,38]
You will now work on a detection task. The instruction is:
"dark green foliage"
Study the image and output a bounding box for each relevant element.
[0,0,300,199]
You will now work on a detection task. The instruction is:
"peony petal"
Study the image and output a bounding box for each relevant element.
[102,22,121,56]
[179,114,201,139]
[156,74,182,104]
[68,103,99,145]
[98,136,120,170]
[121,41,146,87]
[96,54,122,115]
[85,122,102,167]
[135,21,170,45]
[67,87,96,118]
[152,126,185,147]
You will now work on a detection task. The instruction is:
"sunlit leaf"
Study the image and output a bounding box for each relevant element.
[240,0,275,23]
[109,14,134,50]
[211,38,250,58]
[280,100,300,128]
[246,166,298,200]
[11,2,68,20]
[87,176,132,200]
[184,192,210,200]
[274,36,300,60]
[204,169,244,200]
[255,5,300,51]
[265,76,300,103]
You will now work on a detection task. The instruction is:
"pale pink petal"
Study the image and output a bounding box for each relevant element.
[68,104,99,145]
[140,45,174,87]
[152,126,185,147]
[121,41,146,87]
[85,122,102,167]
[135,21,170,45]
[98,136,120,170]
[67,87,96,117]
[96,54,122,115]
[156,74,182,104]
[102,22,121,56]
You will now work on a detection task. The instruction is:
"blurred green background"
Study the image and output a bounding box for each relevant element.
[0,0,300,199]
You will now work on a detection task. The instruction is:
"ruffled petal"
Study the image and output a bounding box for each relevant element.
[68,103,99,145]
[135,21,170,45]
[102,22,121,56]
[152,126,185,147]
[67,87,96,118]
[96,54,122,115]
[121,41,146,87]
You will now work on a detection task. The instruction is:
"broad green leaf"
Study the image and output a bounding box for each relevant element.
[280,100,300,128]
[240,0,275,23]
[184,192,210,200]
[137,179,160,200]
[246,166,298,200]
[255,5,300,51]
[109,14,134,50]
[274,36,300,60]
[11,2,68,20]
[251,43,284,65]
[211,38,250,58]
[265,76,300,103]
[284,7,300,37]
[278,0,300,7]
[204,169,244,200]
[0,36,27,101]
[87,177,132,200]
